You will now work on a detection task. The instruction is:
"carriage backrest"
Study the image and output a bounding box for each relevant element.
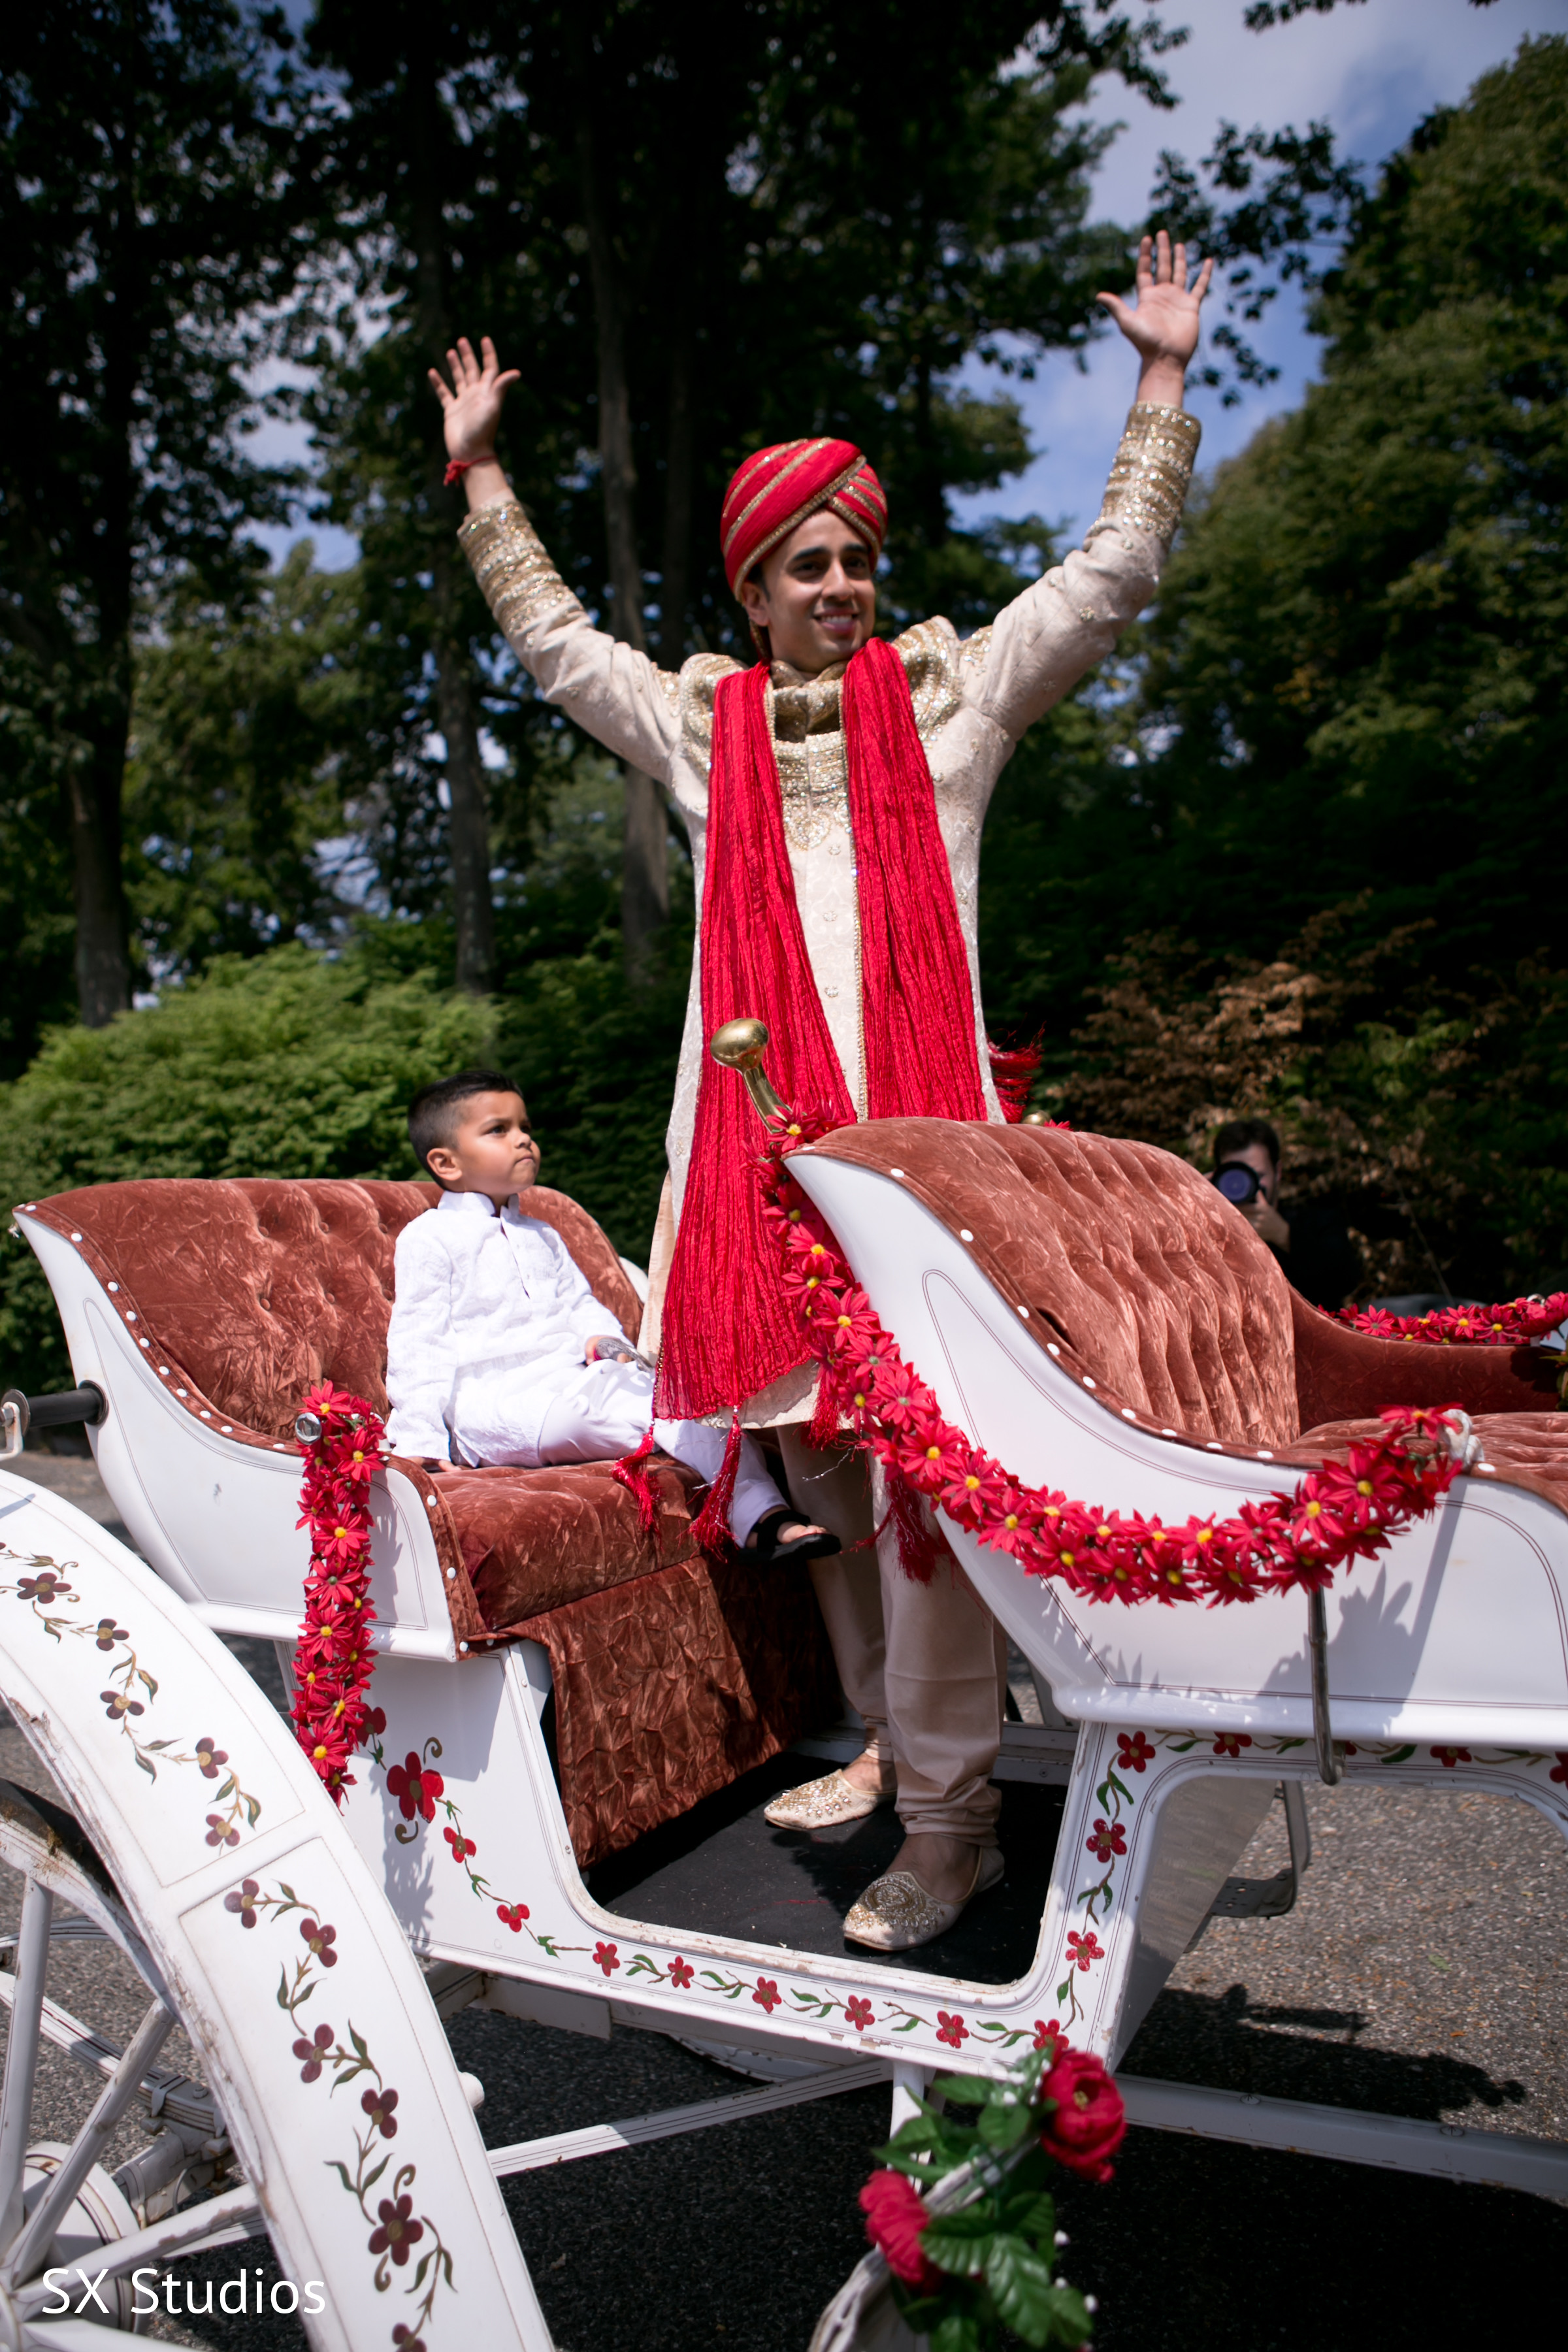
[804,1120,1303,1450]
[20,1177,642,1443]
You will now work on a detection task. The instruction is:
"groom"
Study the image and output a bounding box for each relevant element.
[431,232,1210,1950]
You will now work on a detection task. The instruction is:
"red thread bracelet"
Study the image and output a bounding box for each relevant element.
[444,453,497,487]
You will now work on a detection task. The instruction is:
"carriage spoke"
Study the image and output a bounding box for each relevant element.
[0,1966,214,2135]
[0,1880,55,2251]
[3,1998,177,2289]
[13,2182,264,2319]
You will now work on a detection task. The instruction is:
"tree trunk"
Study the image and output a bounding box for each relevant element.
[433,637,496,992]
[65,721,131,1027]
[67,42,137,1028]
[659,316,694,672]
[409,66,495,994]
[576,96,668,978]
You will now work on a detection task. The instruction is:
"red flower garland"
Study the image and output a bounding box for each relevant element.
[760,1139,1463,1605]
[1334,1292,1568,1347]
[292,1380,385,1801]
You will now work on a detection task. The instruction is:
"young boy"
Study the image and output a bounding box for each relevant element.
[384,1070,838,1560]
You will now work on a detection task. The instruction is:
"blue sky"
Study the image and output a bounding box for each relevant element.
[956,0,1568,542]
[253,0,1568,571]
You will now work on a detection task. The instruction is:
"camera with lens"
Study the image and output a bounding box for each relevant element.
[1212,1160,1265,1208]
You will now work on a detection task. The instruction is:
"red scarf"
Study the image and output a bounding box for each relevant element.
[655,636,987,1420]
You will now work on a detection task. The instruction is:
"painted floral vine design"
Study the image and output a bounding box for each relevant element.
[759,1129,1467,1608]
[1037,1722,1568,2027]
[0,1543,262,1850]
[228,1871,457,2346]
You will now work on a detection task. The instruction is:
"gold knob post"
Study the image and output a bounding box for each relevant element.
[709,1018,793,1125]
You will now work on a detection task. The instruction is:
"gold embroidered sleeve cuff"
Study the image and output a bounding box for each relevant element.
[457,498,581,638]
[1087,403,1201,554]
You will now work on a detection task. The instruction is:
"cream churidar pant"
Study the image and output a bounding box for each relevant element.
[779,1429,1007,1846]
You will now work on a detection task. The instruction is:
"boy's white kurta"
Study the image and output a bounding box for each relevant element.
[458,401,1200,1425]
[384,1188,626,1464]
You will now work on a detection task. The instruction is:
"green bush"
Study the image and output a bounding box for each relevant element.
[0,946,492,1395]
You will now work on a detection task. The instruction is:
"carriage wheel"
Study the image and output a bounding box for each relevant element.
[0,1471,551,2350]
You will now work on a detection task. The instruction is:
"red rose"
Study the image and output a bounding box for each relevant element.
[858,2170,939,2291]
[1039,2048,1126,2184]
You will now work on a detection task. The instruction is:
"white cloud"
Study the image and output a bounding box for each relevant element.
[952,0,1568,542]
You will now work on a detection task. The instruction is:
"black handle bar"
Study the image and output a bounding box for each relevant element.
[2,1384,107,1439]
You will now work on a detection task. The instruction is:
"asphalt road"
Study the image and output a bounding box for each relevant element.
[4,1450,1566,2352]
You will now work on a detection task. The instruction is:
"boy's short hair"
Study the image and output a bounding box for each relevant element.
[1213,1115,1281,1169]
[408,1069,526,1181]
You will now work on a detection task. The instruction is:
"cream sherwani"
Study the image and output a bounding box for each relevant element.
[459,403,1200,1844]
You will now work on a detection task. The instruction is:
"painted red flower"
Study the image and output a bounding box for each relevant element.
[1213,1733,1253,1759]
[935,2009,968,2050]
[101,1689,144,1722]
[93,1616,128,1651]
[300,1918,338,1968]
[1033,2019,1064,2053]
[668,1957,694,1989]
[753,1977,781,2013]
[193,1735,229,1779]
[204,1812,240,1849]
[368,2194,423,2266]
[385,1752,444,1822]
[1116,1731,1156,1774]
[391,2330,427,2351]
[224,1878,262,1927]
[845,1996,874,2032]
[365,1706,387,1738]
[442,1825,477,1865]
[497,1902,530,1933]
[361,2085,399,2137]
[1065,1930,1103,1972]
[292,2023,335,2082]
[16,1572,71,1603]
[593,1940,620,1976]
[1039,2047,1126,2184]
[1551,1754,1568,1786]
[1085,1818,1126,1863]
[1431,1745,1473,1768]
[859,2170,939,2290]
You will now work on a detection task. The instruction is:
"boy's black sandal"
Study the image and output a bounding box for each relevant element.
[744,1510,842,1565]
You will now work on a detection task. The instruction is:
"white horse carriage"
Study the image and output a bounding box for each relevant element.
[3,1028,1568,2347]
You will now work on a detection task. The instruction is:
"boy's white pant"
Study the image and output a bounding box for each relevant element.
[532,1359,785,1547]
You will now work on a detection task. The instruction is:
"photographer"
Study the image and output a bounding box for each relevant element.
[1211,1118,1361,1311]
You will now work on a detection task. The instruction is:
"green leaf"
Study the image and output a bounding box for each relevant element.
[1002,2187,1056,2247]
[360,2155,388,2194]
[978,2099,1036,2151]
[134,1750,157,1780]
[325,2160,355,2193]
[1049,2283,1095,2345]
[984,2234,1058,2344]
[349,2024,371,2065]
[923,2220,994,2278]
[930,2310,982,2352]
[935,2074,996,2108]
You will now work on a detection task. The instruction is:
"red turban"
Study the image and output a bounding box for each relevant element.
[720,438,887,597]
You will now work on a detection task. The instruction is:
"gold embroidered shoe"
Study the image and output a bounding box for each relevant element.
[762,1769,895,1831]
[843,1848,1005,1952]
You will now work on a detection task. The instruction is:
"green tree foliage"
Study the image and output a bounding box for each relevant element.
[1057,909,1568,1299]
[1128,35,1568,970]
[124,547,373,969]
[0,947,491,1392]
[0,0,314,1037]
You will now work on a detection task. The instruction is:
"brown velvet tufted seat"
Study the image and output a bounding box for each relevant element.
[22,1178,836,1865]
[800,1120,1568,1508]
